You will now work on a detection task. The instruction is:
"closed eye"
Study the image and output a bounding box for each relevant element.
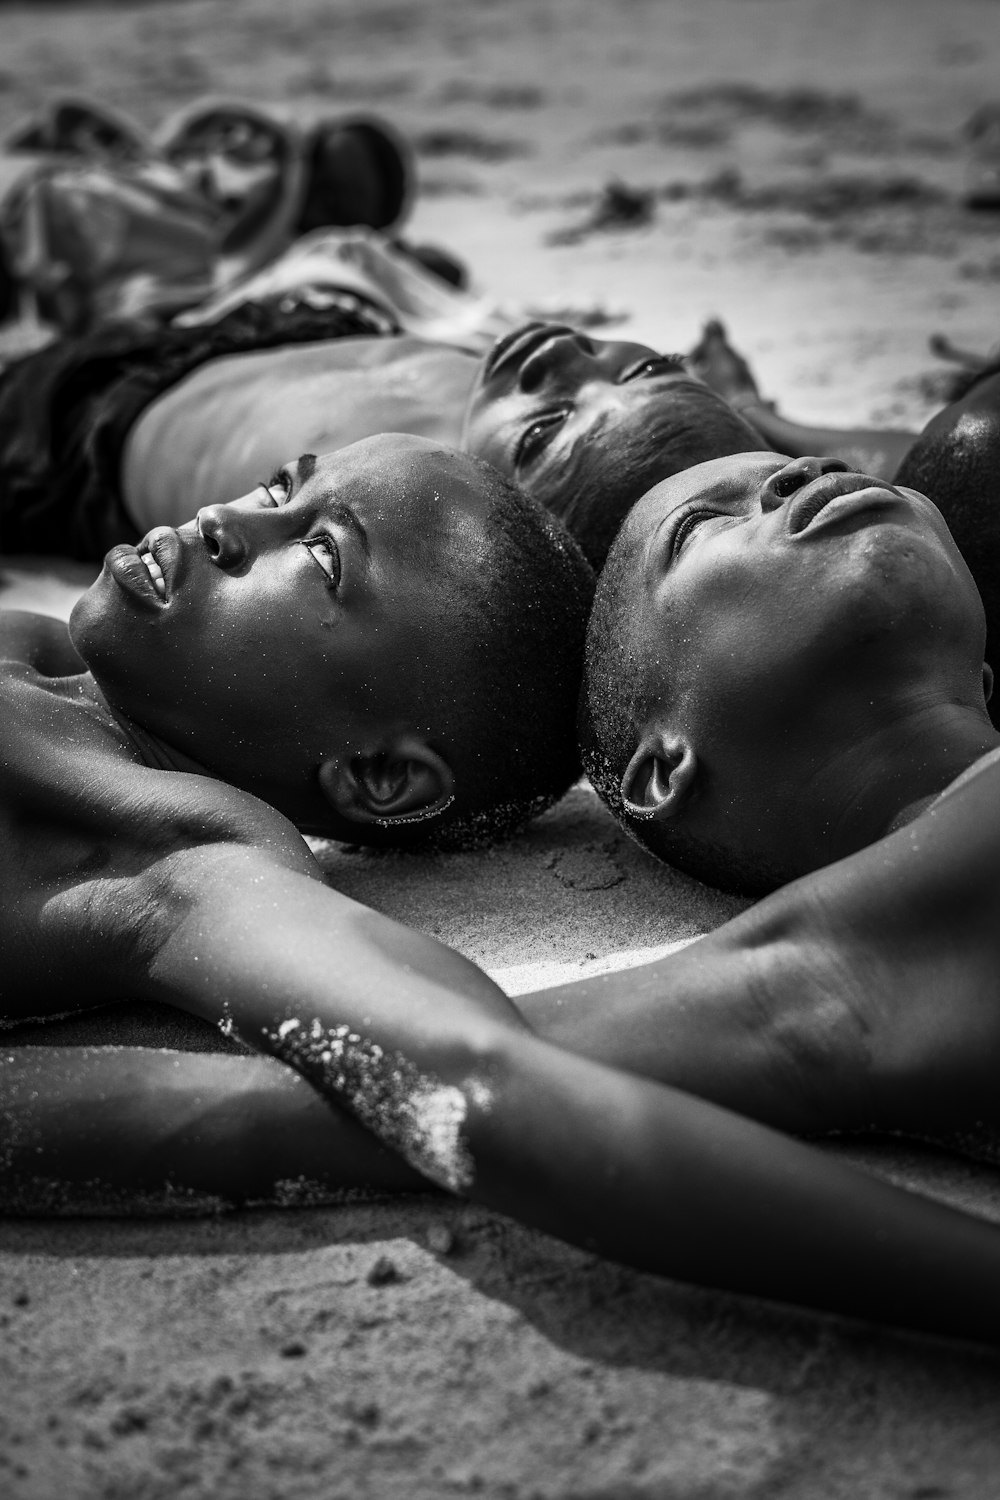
[516,410,567,468]
[671,509,720,556]
[304,535,341,587]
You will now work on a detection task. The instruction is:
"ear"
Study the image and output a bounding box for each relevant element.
[984,663,994,705]
[318,736,456,831]
[620,731,698,822]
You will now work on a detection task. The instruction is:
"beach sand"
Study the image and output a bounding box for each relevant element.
[3,0,1000,1494]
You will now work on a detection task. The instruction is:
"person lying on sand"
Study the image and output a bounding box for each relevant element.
[5,444,1000,1346]
[6,278,1000,653]
[0,285,763,569]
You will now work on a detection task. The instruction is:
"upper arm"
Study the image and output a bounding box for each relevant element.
[524,779,1000,1134]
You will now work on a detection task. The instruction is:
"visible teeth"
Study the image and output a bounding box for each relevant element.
[140,551,166,598]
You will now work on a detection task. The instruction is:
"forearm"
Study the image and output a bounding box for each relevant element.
[0,1047,423,1216]
[268,1008,1000,1344]
[740,400,916,479]
[152,846,861,1143]
[143,847,529,1191]
[149,847,523,1049]
[477,1036,1000,1345]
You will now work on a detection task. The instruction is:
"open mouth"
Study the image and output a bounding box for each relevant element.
[137,527,183,601]
[138,549,166,598]
[106,527,183,607]
[788,472,897,535]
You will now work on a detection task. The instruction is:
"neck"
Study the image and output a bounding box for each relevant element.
[73,672,217,777]
[800,698,1000,869]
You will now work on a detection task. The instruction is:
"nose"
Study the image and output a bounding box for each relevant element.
[759,455,849,511]
[518,329,594,394]
[196,505,249,569]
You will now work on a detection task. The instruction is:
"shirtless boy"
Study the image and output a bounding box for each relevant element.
[5,440,1000,1344]
[0,252,766,570]
[6,270,1000,660]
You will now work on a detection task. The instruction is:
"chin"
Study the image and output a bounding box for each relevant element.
[67,583,103,660]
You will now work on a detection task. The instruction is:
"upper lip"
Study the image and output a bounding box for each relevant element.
[484,321,573,382]
[787,472,896,535]
[138,526,184,600]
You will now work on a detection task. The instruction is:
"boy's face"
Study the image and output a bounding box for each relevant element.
[70,436,493,800]
[618,451,986,758]
[462,323,759,499]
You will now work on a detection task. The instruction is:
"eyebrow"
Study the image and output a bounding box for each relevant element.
[285,453,370,557]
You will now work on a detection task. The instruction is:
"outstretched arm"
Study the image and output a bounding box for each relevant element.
[120,834,1000,1344]
[523,764,1000,1142]
[688,319,917,478]
[12,815,1000,1341]
[0,1047,424,1216]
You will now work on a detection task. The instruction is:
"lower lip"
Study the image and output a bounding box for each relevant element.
[104,545,164,608]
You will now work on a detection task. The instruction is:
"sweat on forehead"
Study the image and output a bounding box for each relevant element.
[316,434,494,521]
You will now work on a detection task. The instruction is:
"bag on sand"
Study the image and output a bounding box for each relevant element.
[0,156,220,334]
[0,95,415,335]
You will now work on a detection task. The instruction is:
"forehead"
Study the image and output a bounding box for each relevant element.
[303,443,494,558]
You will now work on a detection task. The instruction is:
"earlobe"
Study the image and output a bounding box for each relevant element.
[620,732,698,822]
[984,663,994,705]
[318,737,456,830]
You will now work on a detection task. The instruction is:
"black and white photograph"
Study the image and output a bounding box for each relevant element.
[3,0,1000,1495]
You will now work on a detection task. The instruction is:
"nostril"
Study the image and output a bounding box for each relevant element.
[772,472,800,498]
[196,512,223,560]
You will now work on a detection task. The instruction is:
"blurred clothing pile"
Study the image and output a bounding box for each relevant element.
[0,94,508,353]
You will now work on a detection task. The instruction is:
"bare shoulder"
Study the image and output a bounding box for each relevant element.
[0,610,86,675]
[772,755,1000,962]
[902,749,1000,902]
[2,670,316,868]
[1,660,320,1016]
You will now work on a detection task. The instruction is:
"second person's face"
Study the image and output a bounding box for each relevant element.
[462,322,754,495]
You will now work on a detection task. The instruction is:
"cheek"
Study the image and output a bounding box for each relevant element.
[462,399,513,468]
[669,551,821,715]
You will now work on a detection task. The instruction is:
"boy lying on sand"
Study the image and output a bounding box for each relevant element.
[4,440,1000,1346]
